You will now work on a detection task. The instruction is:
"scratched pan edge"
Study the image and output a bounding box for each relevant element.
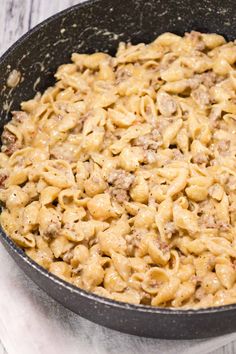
[0,0,236,339]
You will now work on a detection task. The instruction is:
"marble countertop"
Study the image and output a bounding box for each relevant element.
[0,341,6,354]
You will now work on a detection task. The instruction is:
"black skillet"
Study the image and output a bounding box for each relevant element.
[0,0,236,339]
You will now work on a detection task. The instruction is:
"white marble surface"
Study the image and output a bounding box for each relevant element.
[0,342,5,354]
[0,1,236,353]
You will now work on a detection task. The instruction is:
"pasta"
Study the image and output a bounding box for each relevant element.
[2,31,236,308]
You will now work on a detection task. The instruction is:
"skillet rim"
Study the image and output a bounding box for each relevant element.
[0,0,236,317]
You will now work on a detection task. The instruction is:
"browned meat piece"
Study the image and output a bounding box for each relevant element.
[133,129,162,150]
[1,128,20,156]
[199,214,216,228]
[191,85,210,107]
[125,230,142,256]
[192,153,209,164]
[1,129,16,146]
[199,72,217,88]
[199,214,229,231]
[111,188,129,203]
[116,67,132,84]
[0,173,8,189]
[133,135,149,148]
[107,169,135,203]
[107,169,135,189]
[217,140,230,152]
[188,72,217,91]
[156,91,177,117]
[44,221,61,238]
[187,77,202,90]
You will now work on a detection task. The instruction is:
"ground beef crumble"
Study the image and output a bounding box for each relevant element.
[133,129,162,150]
[1,129,20,156]
[107,169,135,189]
[191,85,210,107]
[111,188,129,203]
[107,169,135,203]
[0,173,8,189]
[217,140,230,152]
[192,153,209,164]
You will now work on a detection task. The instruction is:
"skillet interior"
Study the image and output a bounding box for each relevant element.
[1,0,236,339]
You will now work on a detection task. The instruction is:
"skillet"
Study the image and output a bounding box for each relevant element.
[0,0,236,339]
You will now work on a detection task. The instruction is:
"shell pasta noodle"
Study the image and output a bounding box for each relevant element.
[3,31,236,308]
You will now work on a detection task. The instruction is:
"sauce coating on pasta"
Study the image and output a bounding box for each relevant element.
[1,31,236,308]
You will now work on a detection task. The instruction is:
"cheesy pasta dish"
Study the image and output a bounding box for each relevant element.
[1,31,236,308]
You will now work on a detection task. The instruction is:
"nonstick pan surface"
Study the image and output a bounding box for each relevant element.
[1,0,236,339]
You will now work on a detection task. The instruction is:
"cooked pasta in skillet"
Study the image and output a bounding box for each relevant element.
[1,31,236,308]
